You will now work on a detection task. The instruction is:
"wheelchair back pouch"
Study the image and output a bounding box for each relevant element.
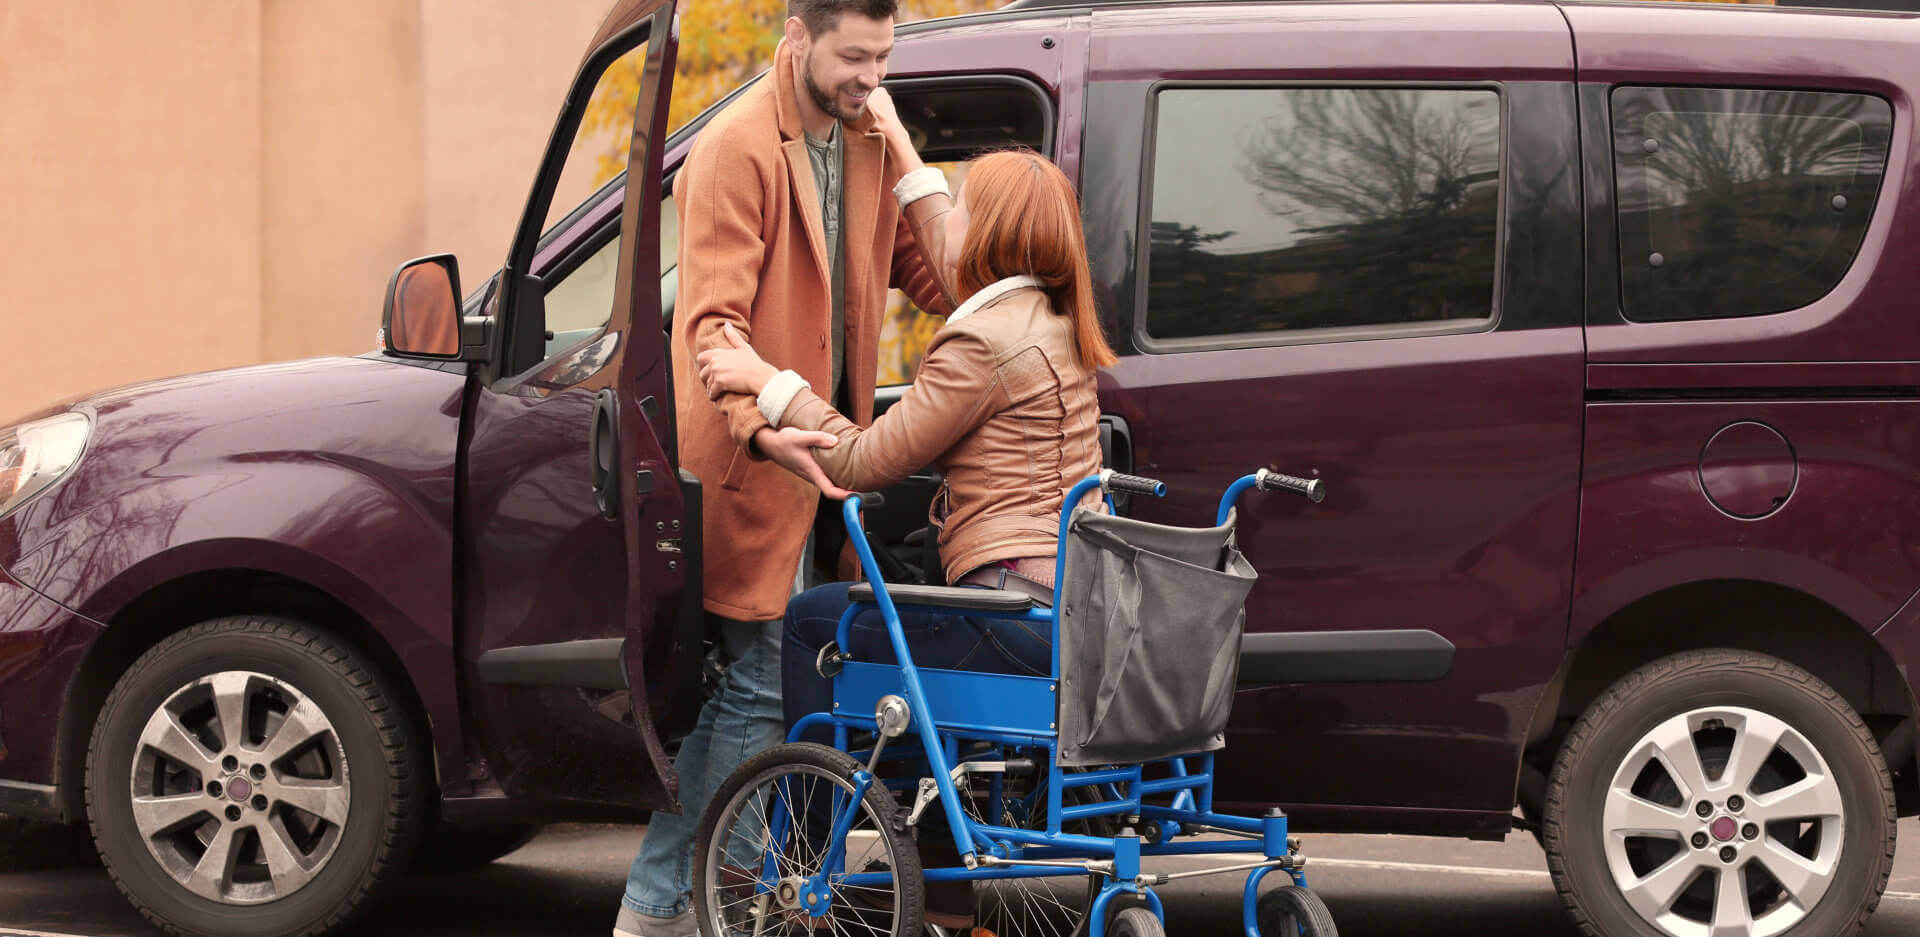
[1057,508,1256,767]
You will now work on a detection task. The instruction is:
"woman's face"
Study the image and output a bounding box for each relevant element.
[943,180,970,280]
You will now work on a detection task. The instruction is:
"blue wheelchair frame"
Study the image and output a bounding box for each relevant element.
[778,471,1304,937]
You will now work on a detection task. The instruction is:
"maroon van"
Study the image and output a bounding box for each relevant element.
[2,2,1917,936]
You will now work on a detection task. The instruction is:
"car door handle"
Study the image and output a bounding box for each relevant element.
[589,389,620,521]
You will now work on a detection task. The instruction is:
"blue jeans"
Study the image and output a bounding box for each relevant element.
[782,579,1054,745]
[621,614,785,919]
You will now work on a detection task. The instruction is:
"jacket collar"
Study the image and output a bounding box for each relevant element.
[772,39,877,143]
[948,276,1044,326]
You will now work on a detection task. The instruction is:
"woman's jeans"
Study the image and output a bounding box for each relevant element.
[782,580,1055,741]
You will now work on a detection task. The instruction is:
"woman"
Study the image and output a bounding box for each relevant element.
[697,148,1115,931]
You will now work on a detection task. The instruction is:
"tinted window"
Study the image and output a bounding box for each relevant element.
[1612,87,1892,322]
[1144,87,1501,343]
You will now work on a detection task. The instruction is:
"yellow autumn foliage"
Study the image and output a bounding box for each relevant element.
[581,0,1001,385]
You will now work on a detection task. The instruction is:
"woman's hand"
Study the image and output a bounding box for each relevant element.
[753,426,853,500]
[696,323,777,400]
[864,87,924,172]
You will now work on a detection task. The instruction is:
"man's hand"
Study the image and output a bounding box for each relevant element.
[697,323,778,400]
[753,426,854,500]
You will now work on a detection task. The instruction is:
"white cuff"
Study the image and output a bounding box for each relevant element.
[757,370,811,426]
[893,167,949,207]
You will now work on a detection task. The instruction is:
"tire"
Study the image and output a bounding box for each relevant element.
[409,823,542,874]
[1109,906,1166,937]
[1258,885,1337,937]
[1543,649,1895,937]
[85,616,427,937]
[693,742,923,937]
[967,751,1099,937]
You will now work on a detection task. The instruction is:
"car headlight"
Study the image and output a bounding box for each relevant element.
[0,411,91,518]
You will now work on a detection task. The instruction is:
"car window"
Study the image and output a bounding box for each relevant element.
[1611,86,1892,322]
[877,79,1054,385]
[1141,87,1501,346]
[541,192,680,359]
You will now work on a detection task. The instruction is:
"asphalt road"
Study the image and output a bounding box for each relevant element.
[2,819,1917,936]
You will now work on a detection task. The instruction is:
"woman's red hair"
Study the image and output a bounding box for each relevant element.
[954,150,1117,370]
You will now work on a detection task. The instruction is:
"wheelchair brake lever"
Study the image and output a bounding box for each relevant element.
[907,777,940,827]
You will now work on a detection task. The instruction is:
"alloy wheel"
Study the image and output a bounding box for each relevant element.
[1602,706,1842,937]
[128,670,351,905]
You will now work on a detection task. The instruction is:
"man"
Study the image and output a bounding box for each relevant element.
[614,2,956,935]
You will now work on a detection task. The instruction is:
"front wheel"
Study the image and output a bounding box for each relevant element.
[84,616,426,937]
[1543,649,1895,937]
[693,742,923,937]
[1108,906,1166,937]
[1258,885,1337,937]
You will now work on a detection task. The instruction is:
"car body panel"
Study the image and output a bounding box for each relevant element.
[0,356,470,795]
[1083,3,1582,830]
[1573,399,1920,638]
[0,562,99,795]
[1565,2,1920,365]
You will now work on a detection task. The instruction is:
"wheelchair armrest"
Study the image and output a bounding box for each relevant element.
[847,582,1035,613]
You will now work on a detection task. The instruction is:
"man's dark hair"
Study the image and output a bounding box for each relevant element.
[790,0,899,36]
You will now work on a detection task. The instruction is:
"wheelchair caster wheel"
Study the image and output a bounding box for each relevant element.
[1258,885,1337,937]
[1108,906,1165,937]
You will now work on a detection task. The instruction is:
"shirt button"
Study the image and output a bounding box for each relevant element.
[818,334,828,348]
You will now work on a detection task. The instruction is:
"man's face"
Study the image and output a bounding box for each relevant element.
[796,13,893,122]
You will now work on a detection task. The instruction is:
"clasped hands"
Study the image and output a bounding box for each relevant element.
[696,323,852,499]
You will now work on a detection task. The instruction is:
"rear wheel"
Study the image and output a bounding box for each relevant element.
[85,616,425,937]
[1543,649,1894,937]
[965,753,1102,937]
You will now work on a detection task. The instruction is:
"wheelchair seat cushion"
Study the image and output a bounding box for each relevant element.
[846,582,1036,613]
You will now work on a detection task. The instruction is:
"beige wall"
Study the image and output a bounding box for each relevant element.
[0,0,612,420]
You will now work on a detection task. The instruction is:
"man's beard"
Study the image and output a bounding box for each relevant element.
[801,50,864,123]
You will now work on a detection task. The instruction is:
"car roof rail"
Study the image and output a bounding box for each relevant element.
[1000,0,1222,9]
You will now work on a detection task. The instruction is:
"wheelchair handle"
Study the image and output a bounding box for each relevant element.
[1102,469,1166,497]
[1257,468,1325,503]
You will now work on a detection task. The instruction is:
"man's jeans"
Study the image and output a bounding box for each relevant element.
[620,614,785,918]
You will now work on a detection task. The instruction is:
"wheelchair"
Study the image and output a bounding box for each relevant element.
[690,468,1336,937]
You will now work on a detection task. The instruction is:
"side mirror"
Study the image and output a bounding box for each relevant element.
[382,254,463,358]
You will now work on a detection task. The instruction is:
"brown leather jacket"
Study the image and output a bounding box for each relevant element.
[775,281,1104,584]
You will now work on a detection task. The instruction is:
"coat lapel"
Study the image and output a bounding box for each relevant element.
[772,39,834,318]
[842,127,886,422]
[781,140,833,300]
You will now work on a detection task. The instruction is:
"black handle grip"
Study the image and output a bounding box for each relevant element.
[1258,469,1325,503]
[1104,472,1167,496]
[855,491,887,510]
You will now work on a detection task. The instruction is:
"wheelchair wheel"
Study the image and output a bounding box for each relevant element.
[1257,885,1337,937]
[692,742,923,937]
[1109,906,1166,936]
[960,753,1101,937]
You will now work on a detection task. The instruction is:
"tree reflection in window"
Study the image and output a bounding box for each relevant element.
[1145,88,1501,342]
[1612,87,1891,322]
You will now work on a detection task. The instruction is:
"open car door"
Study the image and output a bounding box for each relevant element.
[462,0,689,814]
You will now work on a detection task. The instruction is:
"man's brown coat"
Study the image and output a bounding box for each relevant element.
[670,40,952,620]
